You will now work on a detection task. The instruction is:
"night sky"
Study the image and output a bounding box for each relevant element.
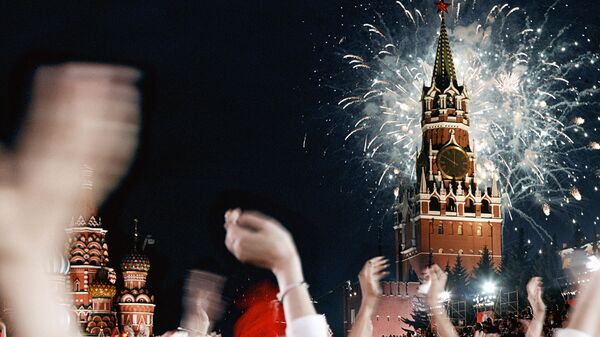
[0,1,598,336]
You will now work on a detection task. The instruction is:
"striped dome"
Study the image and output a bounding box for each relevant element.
[45,253,70,276]
[121,252,151,272]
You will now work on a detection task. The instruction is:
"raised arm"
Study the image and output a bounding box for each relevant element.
[0,63,140,337]
[555,270,600,337]
[426,265,459,337]
[348,257,389,337]
[178,270,226,336]
[224,209,328,337]
[525,277,546,337]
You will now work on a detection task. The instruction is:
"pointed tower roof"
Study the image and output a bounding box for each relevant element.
[491,173,500,197]
[431,3,458,90]
[420,167,428,193]
[71,164,102,227]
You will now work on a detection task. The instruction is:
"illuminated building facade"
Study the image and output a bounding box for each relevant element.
[397,6,503,279]
[65,168,119,335]
[345,3,503,335]
[117,220,156,336]
[65,167,156,336]
[0,166,157,336]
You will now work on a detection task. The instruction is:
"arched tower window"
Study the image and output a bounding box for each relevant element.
[477,225,483,236]
[457,223,463,235]
[446,198,456,212]
[430,197,440,212]
[447,95,455,108]
[482,199,492,214]
[437,222,444,234]
[74,279,80,292]
[465,198,476,213]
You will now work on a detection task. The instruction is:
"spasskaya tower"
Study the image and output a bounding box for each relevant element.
[396,0,503,280]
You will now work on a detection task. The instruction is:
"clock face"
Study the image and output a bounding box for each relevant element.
[437,146,469,178]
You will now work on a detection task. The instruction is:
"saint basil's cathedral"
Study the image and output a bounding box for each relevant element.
[66,166,156,336]
[2,165,157,337]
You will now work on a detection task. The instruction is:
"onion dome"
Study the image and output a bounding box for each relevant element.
[89,268,116,298]
[121,252,151,272]
[121,218,151,272]
[45,252,70,276]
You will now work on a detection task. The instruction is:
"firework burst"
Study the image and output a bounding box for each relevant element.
[329,0,600,237]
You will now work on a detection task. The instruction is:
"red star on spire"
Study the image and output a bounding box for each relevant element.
[435,0,449,13]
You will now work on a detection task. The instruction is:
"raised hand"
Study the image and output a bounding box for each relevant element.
[348,257,389,337]
[425,265,458,337]
[180,270,226,336]
[0,63,140,337]
[358,257,389,307]
[557,270,600,337]
[224,208,326,331]
[526,277,546,317]
[426,264,448,308]
[224,209,300,280]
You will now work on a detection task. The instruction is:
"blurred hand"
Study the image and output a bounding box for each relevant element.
[358,257,389,307]
[526,277,546,317]
[224,209,300,282]
[0,63,140,260]
[426,264,448,308]
[180,270,226,335]
[562,269,600,337]
[0,63,140,337]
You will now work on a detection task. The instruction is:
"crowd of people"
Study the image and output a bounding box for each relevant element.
[0,62,598,337]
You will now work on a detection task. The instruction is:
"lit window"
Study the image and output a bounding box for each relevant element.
[457,224,463,235]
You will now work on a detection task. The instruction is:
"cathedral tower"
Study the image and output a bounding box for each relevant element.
[117,220,155,336]
[86,268,118,335]
[399,1,503,280]
[65,166,118,330]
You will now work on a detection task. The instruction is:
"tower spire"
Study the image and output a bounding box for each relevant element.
[432,1,457,89]
[420,167,428,193]
[491,172,499,197]
[133,218,139,252]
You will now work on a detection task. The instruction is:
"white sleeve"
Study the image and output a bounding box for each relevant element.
[285,314,329,337]
[554,329,592,337]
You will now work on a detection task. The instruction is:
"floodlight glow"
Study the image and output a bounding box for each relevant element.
[482,281,497,294]
[586,256,600,272]
[440,291,451,302]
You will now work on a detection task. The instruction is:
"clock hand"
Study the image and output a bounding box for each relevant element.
[445,156,457,166]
